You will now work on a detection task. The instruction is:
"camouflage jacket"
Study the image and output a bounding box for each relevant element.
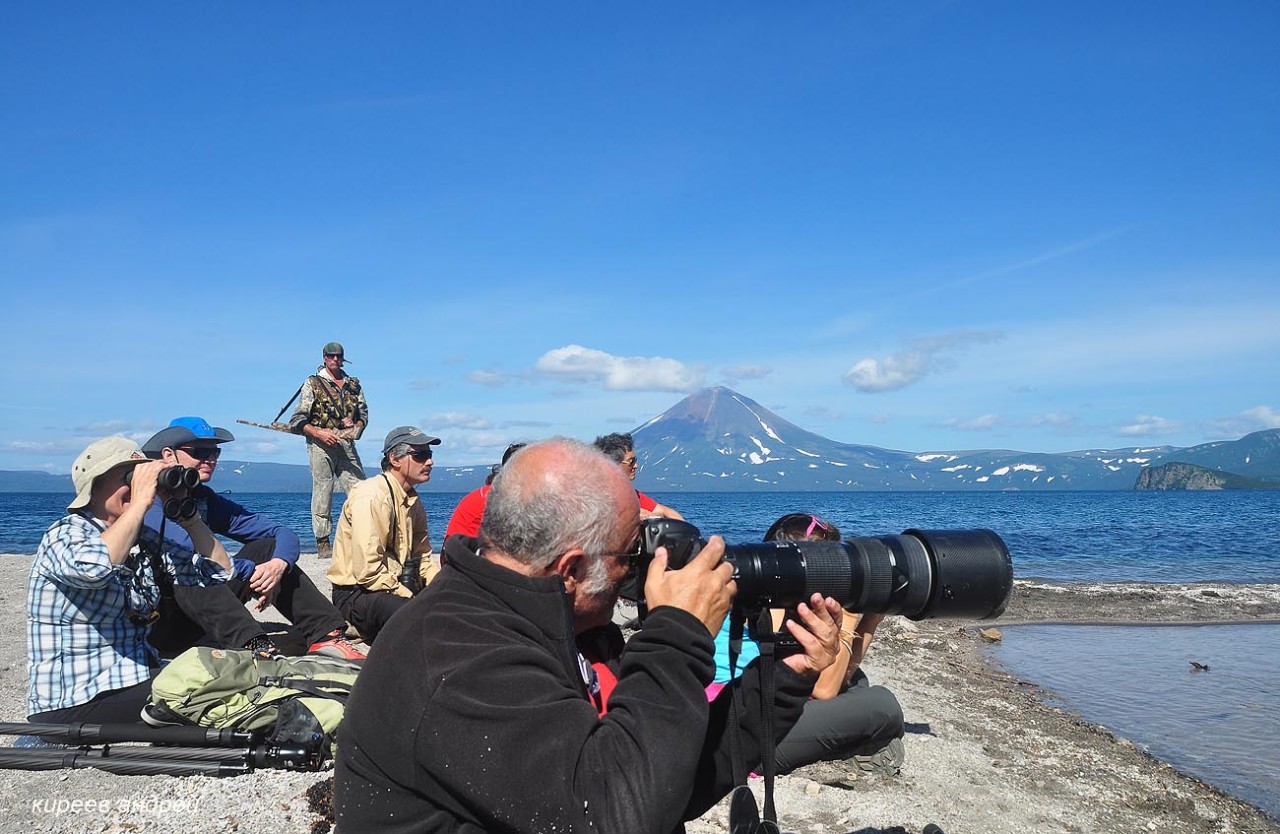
[289,369,368,438]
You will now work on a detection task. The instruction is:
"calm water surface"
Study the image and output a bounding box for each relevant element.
[4,489,1279,816]
[989,623,1280,819]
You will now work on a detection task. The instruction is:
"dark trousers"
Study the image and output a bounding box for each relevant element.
[774,668,905,774]
[331,584,412,644]
[151,538,346,655]
[28,673,158,725]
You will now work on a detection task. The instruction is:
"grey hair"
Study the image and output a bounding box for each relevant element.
[480,437,621,568]
[381,442,412,472]
[576,549,615,598]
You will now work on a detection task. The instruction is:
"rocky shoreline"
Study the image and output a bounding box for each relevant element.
[0,557,1277,834]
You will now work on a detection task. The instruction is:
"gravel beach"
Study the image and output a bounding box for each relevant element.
[0,555,1277,834]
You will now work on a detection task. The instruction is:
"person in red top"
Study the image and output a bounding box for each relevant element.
[592,432,684,520]
[443,443,526,541]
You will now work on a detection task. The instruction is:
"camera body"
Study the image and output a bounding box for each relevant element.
[629,518,1013,621]
[126,465,202,520]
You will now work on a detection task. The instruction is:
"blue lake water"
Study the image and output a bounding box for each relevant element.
[4,489,1279,817]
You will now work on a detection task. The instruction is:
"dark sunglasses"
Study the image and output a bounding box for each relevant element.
[408,448,433,462]
[324,353,344,360]
[178,446,221,461]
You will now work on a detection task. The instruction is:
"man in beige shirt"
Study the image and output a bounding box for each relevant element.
[327,426,440,643]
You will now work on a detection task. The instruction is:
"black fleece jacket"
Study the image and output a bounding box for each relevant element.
[334,535,813,834]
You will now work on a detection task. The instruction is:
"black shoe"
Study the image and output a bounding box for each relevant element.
[244,634,284,660]
[141,701,192,728]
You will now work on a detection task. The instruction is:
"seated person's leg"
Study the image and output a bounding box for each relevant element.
[149,596,209,655]
[334,587,409,644]
[170,582,278,656]
[27,677,156,725]
[774,677,905,773]
[269,558,351,645]
[152,539,276,656]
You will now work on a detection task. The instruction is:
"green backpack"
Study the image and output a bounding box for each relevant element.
[149,647,362,748]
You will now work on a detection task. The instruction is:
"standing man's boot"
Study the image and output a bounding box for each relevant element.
[317,536,332,559]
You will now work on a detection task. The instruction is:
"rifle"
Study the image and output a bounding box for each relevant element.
[236,419,360,441]
[273,382,306,423]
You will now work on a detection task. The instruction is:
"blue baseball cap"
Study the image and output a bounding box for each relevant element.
[142,416,235,457]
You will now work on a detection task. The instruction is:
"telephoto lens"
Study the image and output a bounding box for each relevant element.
[632,519,1013,621]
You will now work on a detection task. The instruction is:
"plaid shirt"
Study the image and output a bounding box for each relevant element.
[25,512,229,717]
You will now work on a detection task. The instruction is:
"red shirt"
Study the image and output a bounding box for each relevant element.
[445,485,491,540]
[635,490,657,513]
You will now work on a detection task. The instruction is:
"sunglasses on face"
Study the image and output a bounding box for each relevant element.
[324,353,344,360]
[408,448,433,462]
[178,446,221,461]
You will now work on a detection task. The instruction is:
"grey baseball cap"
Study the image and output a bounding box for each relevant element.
[382,426,441,456]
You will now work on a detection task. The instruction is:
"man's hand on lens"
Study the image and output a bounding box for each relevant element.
[642,535,736,637]
[779,593,843,679]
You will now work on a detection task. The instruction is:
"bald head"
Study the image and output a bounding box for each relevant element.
[480,437,639,569]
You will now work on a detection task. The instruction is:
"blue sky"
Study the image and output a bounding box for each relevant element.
[4,2,1278,474]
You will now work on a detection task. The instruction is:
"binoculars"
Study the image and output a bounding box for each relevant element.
[126,465,201,519]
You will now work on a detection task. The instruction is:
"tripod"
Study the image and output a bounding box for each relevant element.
[0,708,325,777]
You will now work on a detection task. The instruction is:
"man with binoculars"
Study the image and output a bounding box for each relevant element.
[141,416,365,662]
[26,436,232,724]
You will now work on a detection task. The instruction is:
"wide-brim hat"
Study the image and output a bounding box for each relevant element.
[68,437,150,511]
[142,416,235,458]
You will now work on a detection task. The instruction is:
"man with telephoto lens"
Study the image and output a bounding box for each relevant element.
[334,437,843,833]
[141,416,366,662]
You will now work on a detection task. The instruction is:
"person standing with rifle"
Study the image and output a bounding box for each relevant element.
[288,341,368,559]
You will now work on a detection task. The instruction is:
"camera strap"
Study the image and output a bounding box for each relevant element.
[753,607,780,826]
[725,607,781,829]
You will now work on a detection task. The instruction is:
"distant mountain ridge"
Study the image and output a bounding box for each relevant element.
[4,387,1278,493]
[628,387,1280,492]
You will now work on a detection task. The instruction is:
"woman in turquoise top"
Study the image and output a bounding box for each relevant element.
[710,512,905,774]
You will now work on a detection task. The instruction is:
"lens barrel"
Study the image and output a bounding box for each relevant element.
[721,528,1012,621]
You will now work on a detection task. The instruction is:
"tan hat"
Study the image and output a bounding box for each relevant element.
[68,437,149,511]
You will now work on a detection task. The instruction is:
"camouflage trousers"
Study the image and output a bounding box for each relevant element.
[307,439,365,541]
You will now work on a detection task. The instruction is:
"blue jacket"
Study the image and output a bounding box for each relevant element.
[142,485,300,581]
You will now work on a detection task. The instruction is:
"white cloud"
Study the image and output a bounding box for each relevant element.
[722,364,771,382]
[430,412,493,430]
[843,331,1002,393]
[1118,415,1178,437]
[941,413,1003,431]
[1028,412,1076,428]
[468,370,517,387]
[535,345,705,393]
[1204,405,1280,438]
[1240,405,1280,427]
